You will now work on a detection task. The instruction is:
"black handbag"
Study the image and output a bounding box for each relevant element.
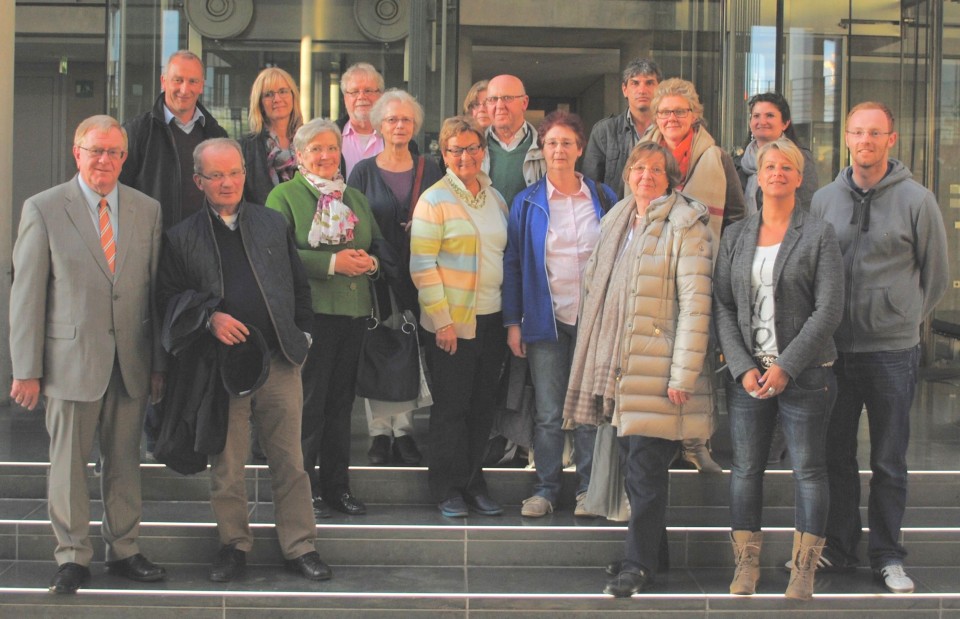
[355,284,421,402]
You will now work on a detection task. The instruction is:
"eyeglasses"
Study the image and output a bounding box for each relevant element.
[629,164,666,176]
[485,95,525,106]
[343,88,381,98]
[543,139,578,150]
[656,108,692,119]
[78,146,125,160]
[262,87,292,100]
[197,169,246,182]
[468,100,486,112]
[845,129,892,139]
[445,145,483,157]
[383,116,414,126]
[303,145,340,155]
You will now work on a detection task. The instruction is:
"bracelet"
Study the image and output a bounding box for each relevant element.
[437,324,453,333]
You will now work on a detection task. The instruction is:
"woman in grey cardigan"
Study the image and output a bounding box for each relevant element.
[713,138,844,600]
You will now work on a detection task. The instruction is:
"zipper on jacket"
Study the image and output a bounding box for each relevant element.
[845,192,869,350]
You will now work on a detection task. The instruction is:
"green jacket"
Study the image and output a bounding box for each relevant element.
[266,172,384,317]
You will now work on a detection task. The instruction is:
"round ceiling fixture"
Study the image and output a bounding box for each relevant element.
[354,0,410,43]
[184,0,254,39]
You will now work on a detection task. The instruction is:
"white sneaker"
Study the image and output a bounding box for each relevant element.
[876,563,914,594]
[520,495,553,517]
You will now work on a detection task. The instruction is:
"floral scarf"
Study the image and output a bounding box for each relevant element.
[265,133,297,187]
[297,165,358,247]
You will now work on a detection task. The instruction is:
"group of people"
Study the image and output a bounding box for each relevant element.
[7,49,949,604]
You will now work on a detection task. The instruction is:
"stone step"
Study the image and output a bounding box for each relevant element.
[0,561,958,618]
[3,464,959,508]
[3,508,959,569]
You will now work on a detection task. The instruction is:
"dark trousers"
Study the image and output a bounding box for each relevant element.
[425,313,506,502]
[301,313,364,498]
[620,434,680,577]
[825,346,919,569]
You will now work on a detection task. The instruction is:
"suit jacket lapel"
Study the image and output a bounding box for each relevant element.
[735,214,761,307]
[772,208,804,288]
[64,178,114,280]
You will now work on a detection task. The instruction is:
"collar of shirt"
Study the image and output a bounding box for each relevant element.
[208,202,240,230]
[77,175,120,233]
[624,108,642,141]
[163,103,206,133]
[545,173,590,201]
[486,122,529,151]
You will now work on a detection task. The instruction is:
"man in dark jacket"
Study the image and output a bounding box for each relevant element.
[583,58,662,199]
[157,137,330,583]
[120,50,228,231]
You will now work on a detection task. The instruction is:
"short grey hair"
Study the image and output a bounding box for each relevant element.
[193,138,243,175]
[293,118,342,154]
[622,57,662,84]
[342,62,384,92]
[164,49,203,76]
[370,89,424,134]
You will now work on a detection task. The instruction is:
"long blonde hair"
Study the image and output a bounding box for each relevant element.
[247,67,303,139]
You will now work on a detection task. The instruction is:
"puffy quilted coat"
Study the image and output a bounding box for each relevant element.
[607,192,715,440]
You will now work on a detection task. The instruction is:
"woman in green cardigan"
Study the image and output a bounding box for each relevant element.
[266,118,387,519]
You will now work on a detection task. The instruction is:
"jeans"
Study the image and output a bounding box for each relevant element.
[620,435,679,576]
[825,346,919,569]
[526,321,596,503]
[727,366,835,535]
[425,313,507,502]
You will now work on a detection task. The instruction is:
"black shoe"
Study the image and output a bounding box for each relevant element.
[392,435,422,466]
[49,563,90,594]
[209,544,246,582]
[105,553,166,582]
[285,550,333,581]
[313,496,332,520]
[367,435,391,465]
[465,493,503,516]
[604,569,652,597]
[438,496,469,518]
[325,491,367,515]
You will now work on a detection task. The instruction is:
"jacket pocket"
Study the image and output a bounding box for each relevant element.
[46,322,77,340]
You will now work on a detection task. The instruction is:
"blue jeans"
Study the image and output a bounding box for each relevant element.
[620,435,679,576]
[526,321,596,503]
[727,366,836,535]
[825,346,919,569]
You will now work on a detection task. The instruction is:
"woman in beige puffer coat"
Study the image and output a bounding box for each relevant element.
[566,142,713,596]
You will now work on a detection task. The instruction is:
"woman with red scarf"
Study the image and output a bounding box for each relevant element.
[641,78,745,473]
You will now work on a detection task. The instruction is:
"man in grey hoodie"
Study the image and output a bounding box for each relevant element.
[809,101,948,594]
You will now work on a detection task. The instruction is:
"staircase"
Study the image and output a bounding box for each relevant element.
[1,462,958,617]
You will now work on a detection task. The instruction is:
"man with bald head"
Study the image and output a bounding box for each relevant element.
[481,74,545,207]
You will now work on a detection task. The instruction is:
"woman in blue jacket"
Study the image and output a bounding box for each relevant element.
[503,111,616,518]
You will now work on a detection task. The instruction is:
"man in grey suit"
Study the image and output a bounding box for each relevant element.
[9,115,166,593]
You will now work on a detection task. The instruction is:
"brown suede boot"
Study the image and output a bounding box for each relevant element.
[785,530,825,600]
[729,530,763,595]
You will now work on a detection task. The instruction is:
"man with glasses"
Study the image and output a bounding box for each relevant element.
[583,58,662,199]
[10,115,166,593]
[157,138,330,583]
[808,101,948,594]
[120,50,228,231]
[336,63,383,177]
[482,74,546,207]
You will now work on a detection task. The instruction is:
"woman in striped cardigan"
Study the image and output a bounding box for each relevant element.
[410,116,509,518]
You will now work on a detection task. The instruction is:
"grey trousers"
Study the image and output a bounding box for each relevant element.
[46,363,146,566]
[209,354,317,559]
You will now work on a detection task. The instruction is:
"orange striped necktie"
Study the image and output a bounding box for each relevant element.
[98,198,116,274]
